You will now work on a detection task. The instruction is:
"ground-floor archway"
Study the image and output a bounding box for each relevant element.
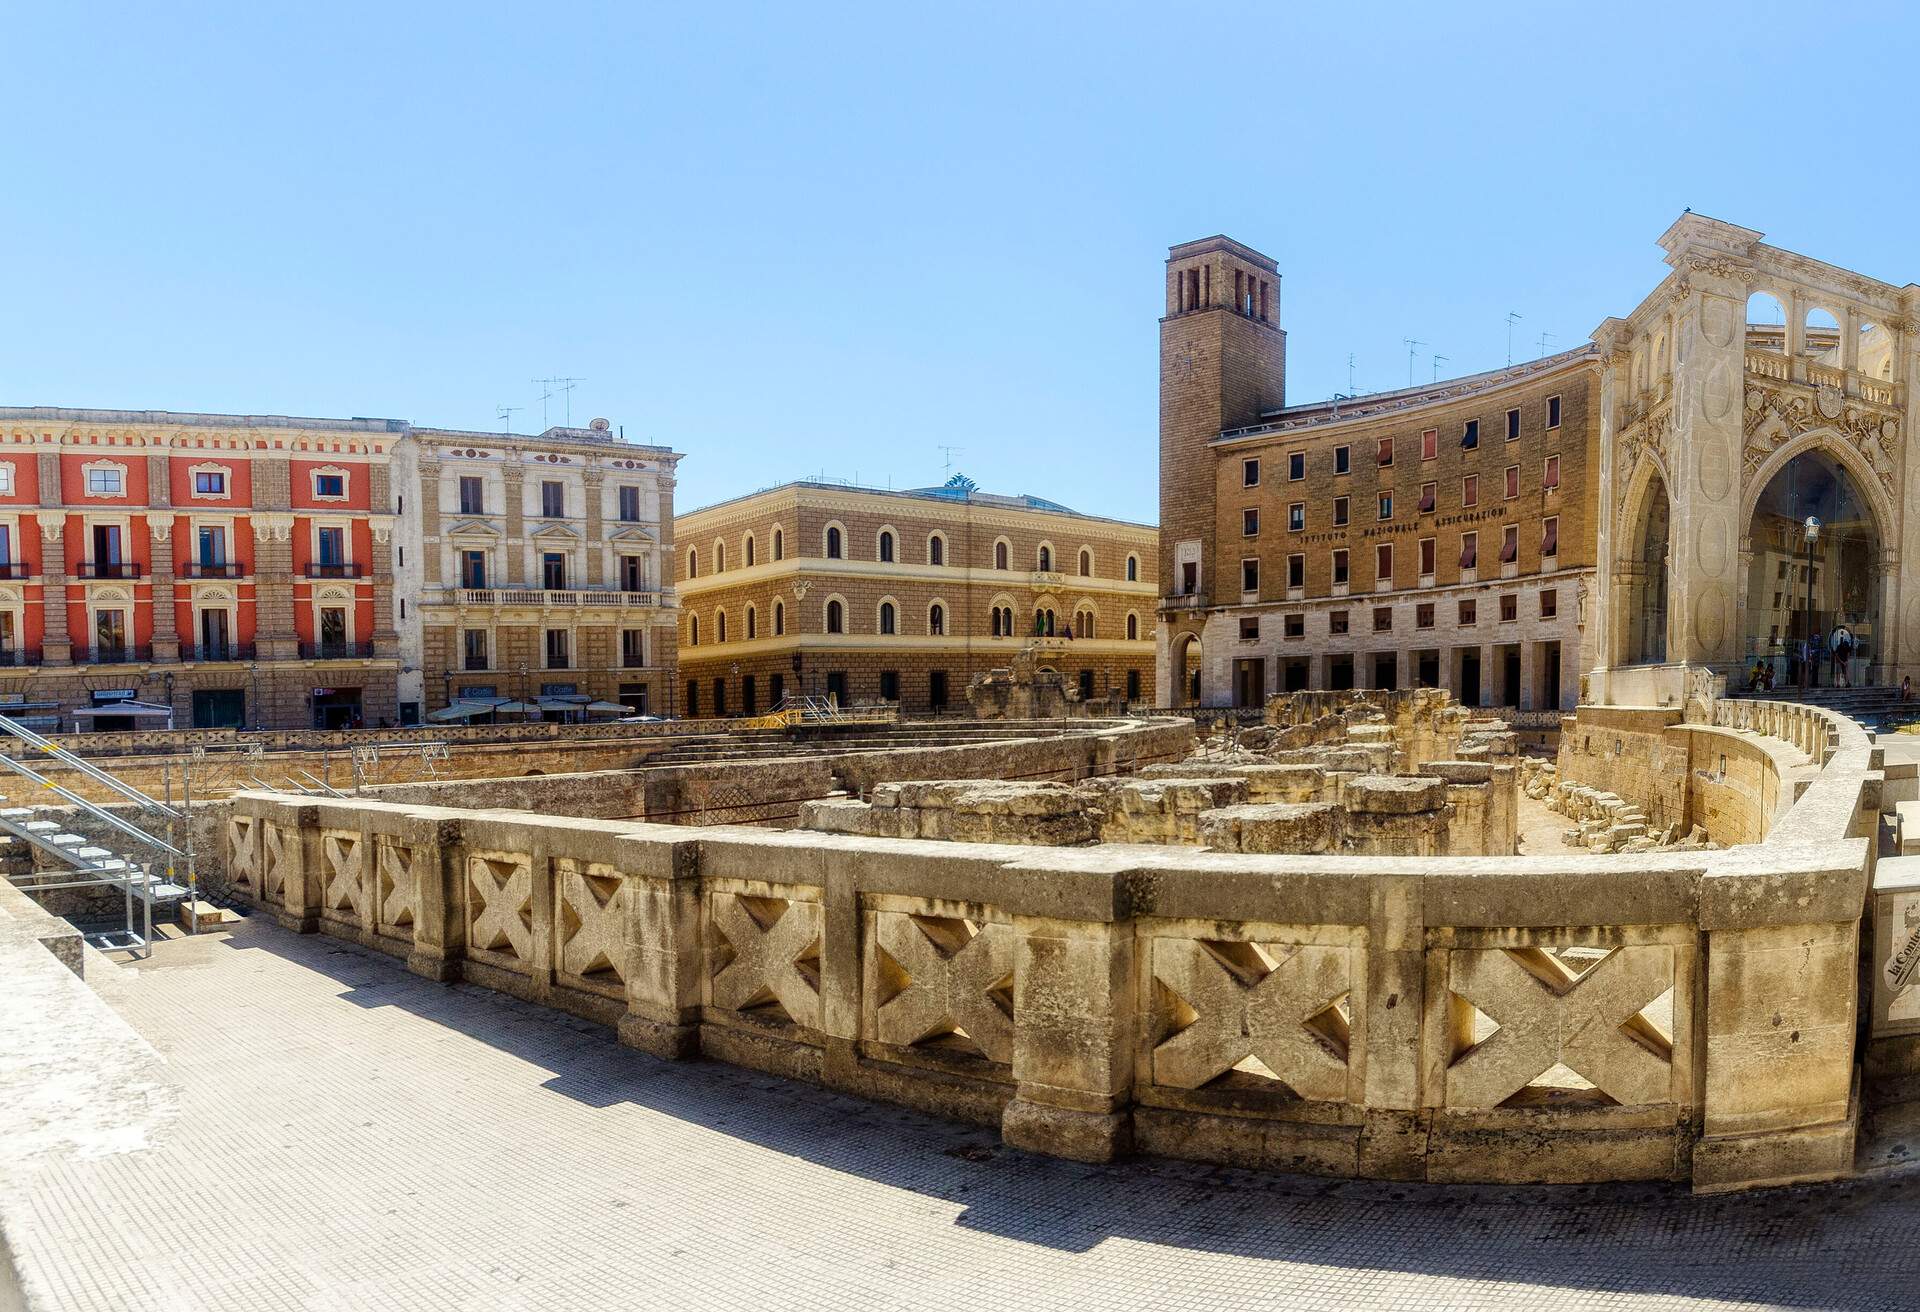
[1624,469,1671,665]
[1171,633,1203,706]
[1742,447,1882,688]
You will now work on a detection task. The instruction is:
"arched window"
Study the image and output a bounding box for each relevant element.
[715,541,726,572]
[1126,555,1139,582]
[991,608,1002,637]
[879,601,896,634]
[1038,545,1052,571]
[826,526,842,559]
[774,600,785,635]
[716,610,727,642]
[746,605,757,639]
[1076,609,1096,639]
[686,548,697,579]
[689,613,700,646]
[878,530,894,562]
[826,599,843,634]
[929,603,945,635]
[1126,612,1138,641]
[1078,549,1091,577]
[928,534,945,566]
[773,529,784,560]
[745,534,756,567]
[994,541,1009,570]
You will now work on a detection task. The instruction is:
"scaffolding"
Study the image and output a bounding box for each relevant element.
[0,716,191,957]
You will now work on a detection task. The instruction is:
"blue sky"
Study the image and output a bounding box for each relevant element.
[5,3,1915,523]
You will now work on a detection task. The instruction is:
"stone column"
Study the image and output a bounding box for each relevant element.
[1894,321,1920,686]
[1590,332,1625,689]
[36,511,71,664]
[502,465,526,585]
[1479,641,1496,708]
[148,510,180,661]
[252,513,298,661]
[369,516,398,659]
[582,468,605,587]
[1003,915,1133,1162]
[1358,871,1426,1177]
[1517,638,1536,711]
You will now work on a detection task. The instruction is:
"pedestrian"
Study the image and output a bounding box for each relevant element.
[1830,624,1854,688]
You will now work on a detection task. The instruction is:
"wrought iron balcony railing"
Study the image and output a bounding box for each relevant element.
[184,561,247,579]
[301,640,376,659]
[306,562,365,579]
[180,642,257,662]
[79,562,143,580]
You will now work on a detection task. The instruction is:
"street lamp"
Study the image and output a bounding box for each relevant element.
[1800,516,1821,693]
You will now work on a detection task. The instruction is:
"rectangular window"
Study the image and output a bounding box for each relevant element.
[1372,606,1393,633]
[1378,491,1392,521]
[1506,408,1521,441]
[194,470,226,495]
[1244,458,1261,487]
[1541,588,1558,619]
[1463,473,1479,507]
[1416,603,1435,629]
[1333,496,1349,527]
[1458,598,1477,626]
[459,476,484,514]
[197,525,226,566]
[1376,437,1394,467]
[541,481,565,518]
[463,629,489,671]
[1421,429,1437,461]
[1501,524,1519,563]
[87,467,123,495]
[1332,548,1349,585]
[1500,594,1518,623]
[1543,454,1560,490]
[319,606,347,647]
[1542,516,1559,557]
[1547,394,1562,429]
[1375,543,1392,584]
[1334,445,1351,475]
[96,608,127,654]
[1287,451,1305,481]
[621,629,646,667]
[1329,609,1350,635]
[316,526,344,566]
[545,628,570,668]
[1284,614,1304,639]
[1287,553,1304,588]
[1288,502,1305,532]
[619,555,644,591]
[1241,558,1259,592]
[1419,537,1435,576]
[1460,531,1478,569]
[542,552,567,589]
[712,679,727,717]
[462,550,487,588]
[1505,465,1519,499]
[1240,618,1260,641]
[1419,481,1436,513]
[1461,419,1479,449]
[1243,508,1259,536]
[314,473,345,498]
[880,670,900,702]
[618,485,642,522]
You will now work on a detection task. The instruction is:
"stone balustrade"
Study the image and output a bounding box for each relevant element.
[225,688,1878,1192]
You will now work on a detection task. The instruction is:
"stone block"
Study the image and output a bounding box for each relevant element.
[1344,775,1446,814]
[1196,802,1340,854]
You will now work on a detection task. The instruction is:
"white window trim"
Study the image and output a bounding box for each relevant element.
[822,592,849,634]
[187,462,234,501]
[81,460,128,499]
[310,465,351,503]
[875,595,900,635]
[927,597,950,635]
[874,524,899,564]
[822,520,848,559]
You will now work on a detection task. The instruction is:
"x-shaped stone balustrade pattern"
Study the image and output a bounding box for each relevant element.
[321,831,366,924]
[468,854,535,963]
[872,912,1015,1064]
[226,817,257,890]
[1444,945,1674,1108]
[1151,938,1353,1100]
[709,892,822,1030]
[260,823,289,902]
[558,861,628,986]
[376,838,418,933]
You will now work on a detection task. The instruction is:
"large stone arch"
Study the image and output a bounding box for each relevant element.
[1610,447,1674,668]
[1739,427,1897,548]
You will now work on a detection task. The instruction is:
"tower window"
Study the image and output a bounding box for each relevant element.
[1243,458,1260,487]
[1506,408,1521,441]
[1547,395,1562,428]
[1288,452,1305,480]
[1461,420,1479,450]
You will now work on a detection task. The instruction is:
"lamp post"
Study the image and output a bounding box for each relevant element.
[1800,516,1821,694]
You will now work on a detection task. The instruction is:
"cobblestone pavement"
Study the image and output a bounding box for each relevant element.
[12,916,1920,1311]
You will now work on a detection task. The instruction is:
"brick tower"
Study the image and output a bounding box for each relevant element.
[1158,236,1286,608]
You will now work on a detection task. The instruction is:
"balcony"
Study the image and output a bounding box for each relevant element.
[438,587,666,608]
[1157,592,1209,614]
[180,643,257,662]
[301,640,376,660]
[0,563,31,580]
[73,645,153,665]
[79,562,143,580]
[306,563,365,579]
[184,561,247,579]
[0,648,37,667]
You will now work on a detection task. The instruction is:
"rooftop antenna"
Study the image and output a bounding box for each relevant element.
[939,445,966,480]
[532,376,586,428]
[1535,331,1556,359]
[1347,353,1357,394]
[496,404,522,435]
[1506,312,1523,367]
[1403,338,1426,388]
[1431,354,1449,382]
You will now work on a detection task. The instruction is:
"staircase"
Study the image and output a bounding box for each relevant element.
[1741,684,1920,736]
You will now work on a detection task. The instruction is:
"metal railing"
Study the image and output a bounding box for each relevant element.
[301,640,376,659]
[440,587,666,608]
[184,561,246,578]
[78,561,143,579]
[180,642,257,662]
[306,562,364,578]
[0,563,31,579]
[72,645,154,665]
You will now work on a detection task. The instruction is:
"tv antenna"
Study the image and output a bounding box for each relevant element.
[496,404,522,435]
[1347,353,1356,394]
[1431,354,1449,382]
[1535,331,1556,359]
[939,445,966,480]
[1403,338,1426,388]
[532,376,585,428]
[1506,312,1523,367]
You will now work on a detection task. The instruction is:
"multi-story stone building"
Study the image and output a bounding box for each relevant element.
[0,407,403,730]
[398,419,680,721]
[1158,237,1596,710]
[675,477,1157,716]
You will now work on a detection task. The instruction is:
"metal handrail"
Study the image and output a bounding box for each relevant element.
[0,754,181,855]
[0,714,184,820]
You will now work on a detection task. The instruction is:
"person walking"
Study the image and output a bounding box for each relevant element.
[1830,624,1855,688]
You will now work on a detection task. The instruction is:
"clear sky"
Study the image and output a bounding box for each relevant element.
[6,3,1915,524]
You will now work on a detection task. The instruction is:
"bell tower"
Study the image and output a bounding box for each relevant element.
[1158,236,1286,611]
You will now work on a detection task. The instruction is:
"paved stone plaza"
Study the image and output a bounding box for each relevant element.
[5,916,1916,1311]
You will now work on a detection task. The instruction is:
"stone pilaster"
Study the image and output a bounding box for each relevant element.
[502,465,525,585]
[583,468,605,587]
[252,512,298,660]
[369,515,398,658]
[419,457,444,586]
[1003,915,1133,1162]
[149,510,180,661]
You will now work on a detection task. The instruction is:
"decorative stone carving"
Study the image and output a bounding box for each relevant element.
[1816,384,1844,419]
[469,853,534,963]
[321,830,366,925]
[1741,382,1901,503]
[557,860,627,989]
[261,823,290,903]
[227,815,258,892]
[376,837,418,934]
[870,912,1014,1064]
[709,891,822,1029]
[1151,938,1351,1100]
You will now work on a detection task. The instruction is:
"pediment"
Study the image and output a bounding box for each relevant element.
[445,518,502,538]
[529,520,582,541]
[607,523,658,544]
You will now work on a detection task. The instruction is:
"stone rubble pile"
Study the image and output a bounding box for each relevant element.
[1517,755,1558,800]
[1546,780,1715,854]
